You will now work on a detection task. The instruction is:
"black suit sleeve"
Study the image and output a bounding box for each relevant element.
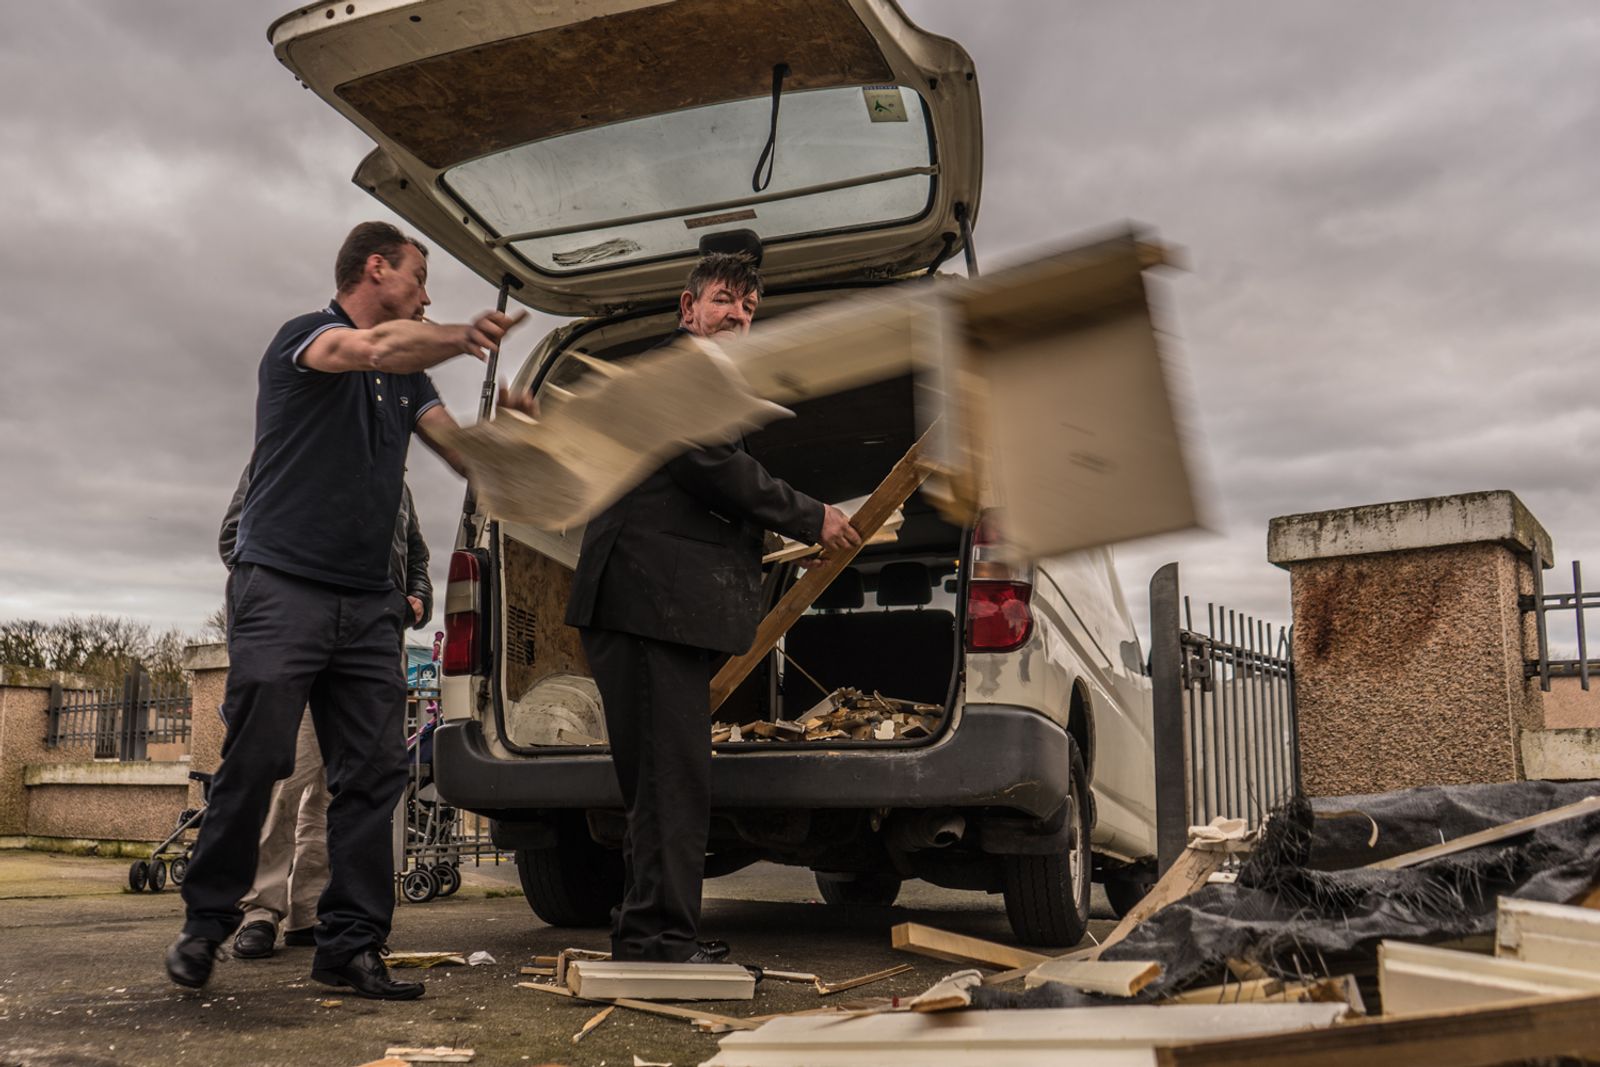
[665,444,826,545]
[217,465,250,567]
[404,499,432,630]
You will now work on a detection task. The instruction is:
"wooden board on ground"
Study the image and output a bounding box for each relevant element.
[1496,896,1600,972]
[1366,796,1600,870]
[383,1049,474,1064]
[567,960,756,1001]
[1379,939,1600,1016]
[700,1003,1348,1066]
[891,921,1050,971]
[1154,992,1600,1067]
[516,980,763,1031]
[1026,958,1163,996]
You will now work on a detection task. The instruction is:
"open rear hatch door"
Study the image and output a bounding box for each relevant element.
[270,0,982,316]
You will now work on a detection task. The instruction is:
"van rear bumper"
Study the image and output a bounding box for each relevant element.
[433,705,1071,819]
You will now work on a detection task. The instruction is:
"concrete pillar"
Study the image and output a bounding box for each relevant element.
[1268,491,1550,796]
[0,667,97,845]
[182,643,229,810]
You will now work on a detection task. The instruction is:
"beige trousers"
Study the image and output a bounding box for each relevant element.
[239,712,330,933]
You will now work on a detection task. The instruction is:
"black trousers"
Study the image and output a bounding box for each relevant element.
[181,563,409,970]
[579,627,713,962]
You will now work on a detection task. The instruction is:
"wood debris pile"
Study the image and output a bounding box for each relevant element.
[711,687,942,744]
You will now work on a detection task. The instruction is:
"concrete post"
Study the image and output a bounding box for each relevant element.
[182,643,229,810]
[0,667,97,845]
[1268,491,1550,796]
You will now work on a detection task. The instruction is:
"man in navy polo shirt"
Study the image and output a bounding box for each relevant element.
[165,221,526,1000]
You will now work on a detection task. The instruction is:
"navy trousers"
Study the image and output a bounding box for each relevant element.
[580,628,713,962]
[181,563,409,970]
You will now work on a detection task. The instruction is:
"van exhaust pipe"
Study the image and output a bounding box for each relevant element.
[888,811,966,851]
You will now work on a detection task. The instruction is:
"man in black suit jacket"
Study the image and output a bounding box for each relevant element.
[566,252,859,962]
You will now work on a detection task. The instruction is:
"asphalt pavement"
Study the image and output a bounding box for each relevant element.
[0,849,1112,1067]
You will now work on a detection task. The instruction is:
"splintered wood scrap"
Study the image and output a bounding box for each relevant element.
[383,1049,475,1064]
[909,969,984,1013]
[983,845,1226,986]
[571,1004,614,1044]
[1025,958,1163,997]
[383,952,467,968]
[814,963,914,995]
[519,965,556,977]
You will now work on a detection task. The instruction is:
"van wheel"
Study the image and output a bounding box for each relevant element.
[515,817,623,927]
[1001,736,1091,947]
[814,870,902,906]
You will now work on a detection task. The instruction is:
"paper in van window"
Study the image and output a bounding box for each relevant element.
[862,86,908,123]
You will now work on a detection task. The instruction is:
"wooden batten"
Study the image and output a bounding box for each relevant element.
[890,921,1050,970]
[1496,896,1600,973]
[1025,958,1163,997]
[566,960,756,1001]
[1379,940,1600,1016]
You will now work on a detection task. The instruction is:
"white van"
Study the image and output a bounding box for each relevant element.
[271,0,1159,945]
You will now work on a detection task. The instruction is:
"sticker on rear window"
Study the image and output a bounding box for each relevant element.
[684,208,758,230]
[862,86,908,123]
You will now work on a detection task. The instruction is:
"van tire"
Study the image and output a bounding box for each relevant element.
[814,870,902,906]
[515,818,623,928]
[1001,736,1091,947]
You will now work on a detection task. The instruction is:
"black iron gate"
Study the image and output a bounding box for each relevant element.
[46,667,191,761]
[1524,552,1600,690]
[1149,563,1300,872]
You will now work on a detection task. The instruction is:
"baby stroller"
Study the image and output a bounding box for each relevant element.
[129,770,212,893]
[397,695,463,903]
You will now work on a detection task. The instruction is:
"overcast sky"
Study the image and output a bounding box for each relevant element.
[3,2,1597,653]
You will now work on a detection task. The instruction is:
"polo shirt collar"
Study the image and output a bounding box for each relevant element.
[327,299,355,326]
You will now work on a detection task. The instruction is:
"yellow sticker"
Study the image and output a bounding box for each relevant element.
[862,86,908,123]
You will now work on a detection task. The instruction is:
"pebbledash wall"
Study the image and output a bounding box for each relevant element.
[0,666,190,854]
[1270,490,1600,797]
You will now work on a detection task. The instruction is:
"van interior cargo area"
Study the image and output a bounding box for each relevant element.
[497,373,966,753]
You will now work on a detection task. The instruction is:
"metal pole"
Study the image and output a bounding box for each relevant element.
[460,277,516,543]
[1576,561,1590,692]
[1532,546,1551,691]
[1149,563,1188,874]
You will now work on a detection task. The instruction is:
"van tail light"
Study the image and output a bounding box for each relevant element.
[443,550,485,676]
[966,511,1036,653]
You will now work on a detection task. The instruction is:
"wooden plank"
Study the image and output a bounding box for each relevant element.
[891,921,1050,971]
[567,959,755,1001]
[1380,940,1600,1016]
[1366,796,1600,870]
[1155,992,1600,1067]
[709,429,933,712]
[383,1049,474,1064]
[570,1004,614,1045]
[1025,959,1163,997]
[984,846,1224,985]
[813,963,913,996]
[701,1003,1348,1067]
[516,980,762,1031]
[1497,896,1600,972]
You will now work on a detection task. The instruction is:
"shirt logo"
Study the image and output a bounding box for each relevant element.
[400,396,410,407]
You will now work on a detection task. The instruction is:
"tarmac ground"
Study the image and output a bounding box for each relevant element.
[0,849,1111,1067]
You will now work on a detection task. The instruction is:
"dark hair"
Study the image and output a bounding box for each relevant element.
[684,252,764,302]
[334,221,428,293]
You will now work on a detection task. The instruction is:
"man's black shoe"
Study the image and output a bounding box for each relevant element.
[282,926,316,948]
[232,921,276,959]
[311,948,425,1001]
[696,939,731,962]
[165,935,221,989]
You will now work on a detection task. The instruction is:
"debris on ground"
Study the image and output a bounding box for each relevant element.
[382,1048,475,1064]
[465,950,496,966]
[712,687,941,744]
[813,964,911,995]
[571,1003,614,1044]
[382,951,466,969]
